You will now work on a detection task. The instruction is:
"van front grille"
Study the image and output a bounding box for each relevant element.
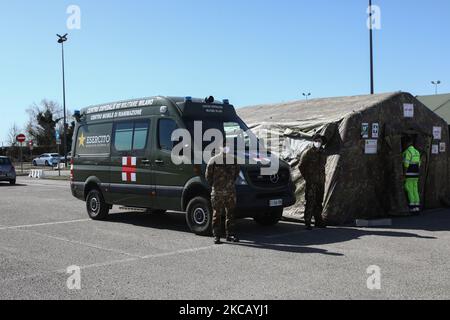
[247,168,290,189]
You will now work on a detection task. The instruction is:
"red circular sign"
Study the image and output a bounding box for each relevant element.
[16,134,26,143]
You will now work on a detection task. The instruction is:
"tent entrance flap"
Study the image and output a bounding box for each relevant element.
[383,134,409,215]
[385,132,432,215]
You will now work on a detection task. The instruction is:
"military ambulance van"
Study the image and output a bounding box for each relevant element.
[70,96,296,235]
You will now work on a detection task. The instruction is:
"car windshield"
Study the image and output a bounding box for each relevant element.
[51,154,60,157]
[0,158,11,165]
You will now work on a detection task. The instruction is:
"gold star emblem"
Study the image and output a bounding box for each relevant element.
[78,132,86,147]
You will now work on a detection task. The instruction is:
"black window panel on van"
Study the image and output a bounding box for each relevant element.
[112,120,150,154]
[114,122,134,151]
[158,119,178,151]
[133,121,149,150]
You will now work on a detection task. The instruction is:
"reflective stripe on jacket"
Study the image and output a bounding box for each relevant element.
[403,146,421,177]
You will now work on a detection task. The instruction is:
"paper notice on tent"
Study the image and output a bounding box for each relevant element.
[440,143,446,153]
[372,123,379,138]
[365,140,378,154]
[432,145,439,155]
[403,104,414,118]
[433,127,442,140]
[361,123,369,138]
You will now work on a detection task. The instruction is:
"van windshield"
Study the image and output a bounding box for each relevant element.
[185,117,258,151]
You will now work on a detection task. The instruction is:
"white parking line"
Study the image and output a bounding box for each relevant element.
[22,182,69,189]
[1,245,221,284]
[62,245,220,271]
[0,219,90,231]
[25,229,143,259]
[140,245,218,260]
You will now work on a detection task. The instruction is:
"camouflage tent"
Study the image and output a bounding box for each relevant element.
[238,92,450,225]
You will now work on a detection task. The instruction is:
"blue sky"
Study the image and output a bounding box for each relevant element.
[0,0,449,145]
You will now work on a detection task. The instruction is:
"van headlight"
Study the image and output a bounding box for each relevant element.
[236,171,248,185]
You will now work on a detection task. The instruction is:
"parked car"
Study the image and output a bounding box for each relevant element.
[0,156,16,185]
[32,154,62,167]
[60,152,71,163]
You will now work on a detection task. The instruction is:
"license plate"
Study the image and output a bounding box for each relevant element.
[270,199,283,207]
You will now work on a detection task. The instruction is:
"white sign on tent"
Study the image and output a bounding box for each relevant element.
[365,140,378,155]
[403,104,414,118]
[433,127,442,140]
[440,143,446,153]
[432,145,439,155]
[372,123,379,139]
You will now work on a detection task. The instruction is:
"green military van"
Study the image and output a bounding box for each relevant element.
[70,96,296,235]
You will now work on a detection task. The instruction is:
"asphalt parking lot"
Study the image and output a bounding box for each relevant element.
[0,177,449,300]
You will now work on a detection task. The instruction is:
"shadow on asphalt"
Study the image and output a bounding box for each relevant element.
[107,211,190,233]
[388,209,450,232]
[104,210,439,257]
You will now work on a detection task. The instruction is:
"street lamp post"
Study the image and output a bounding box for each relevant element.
[54,117,65,176]
[57,33,68,165]
[302,93,311,101]
[431,81,441,95]
[369,0,375,95]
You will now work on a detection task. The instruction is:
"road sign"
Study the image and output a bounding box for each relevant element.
[16,134,26,143]
[56,131,61,145]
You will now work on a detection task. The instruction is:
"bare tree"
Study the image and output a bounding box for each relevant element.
[7,123,21,147]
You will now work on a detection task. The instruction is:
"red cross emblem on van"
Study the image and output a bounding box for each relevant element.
[122,157,137,182]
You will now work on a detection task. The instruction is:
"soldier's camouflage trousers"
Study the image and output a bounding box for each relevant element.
[304,181,325,226]
[211,193,236,237]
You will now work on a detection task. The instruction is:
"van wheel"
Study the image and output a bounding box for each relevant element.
[9,179,16,185]
[86,189,110,220]
[254,208,283,226]
[186,197,212,236]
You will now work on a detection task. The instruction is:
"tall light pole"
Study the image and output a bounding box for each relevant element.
[302,93,311,101]
[431,81,441,95]
[57,33,68,164]
[369,0,375,95]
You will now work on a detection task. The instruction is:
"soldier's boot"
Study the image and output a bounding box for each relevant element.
[214,236,222,245]
[226,235,240,243]
[315,220,327,229]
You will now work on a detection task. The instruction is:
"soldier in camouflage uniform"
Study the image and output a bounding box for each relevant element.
[299,134,327,230]
[206,145,241,244]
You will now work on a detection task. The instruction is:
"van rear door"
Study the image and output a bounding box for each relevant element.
[109,119,154,208]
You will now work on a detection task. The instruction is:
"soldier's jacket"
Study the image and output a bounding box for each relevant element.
[299,145,326,184]
[206,153,240,196]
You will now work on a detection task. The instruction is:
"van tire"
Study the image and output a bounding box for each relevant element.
[254,208,283,226]
[9,179,16,185]
[186,197,213,236]
[86,189,110,220]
